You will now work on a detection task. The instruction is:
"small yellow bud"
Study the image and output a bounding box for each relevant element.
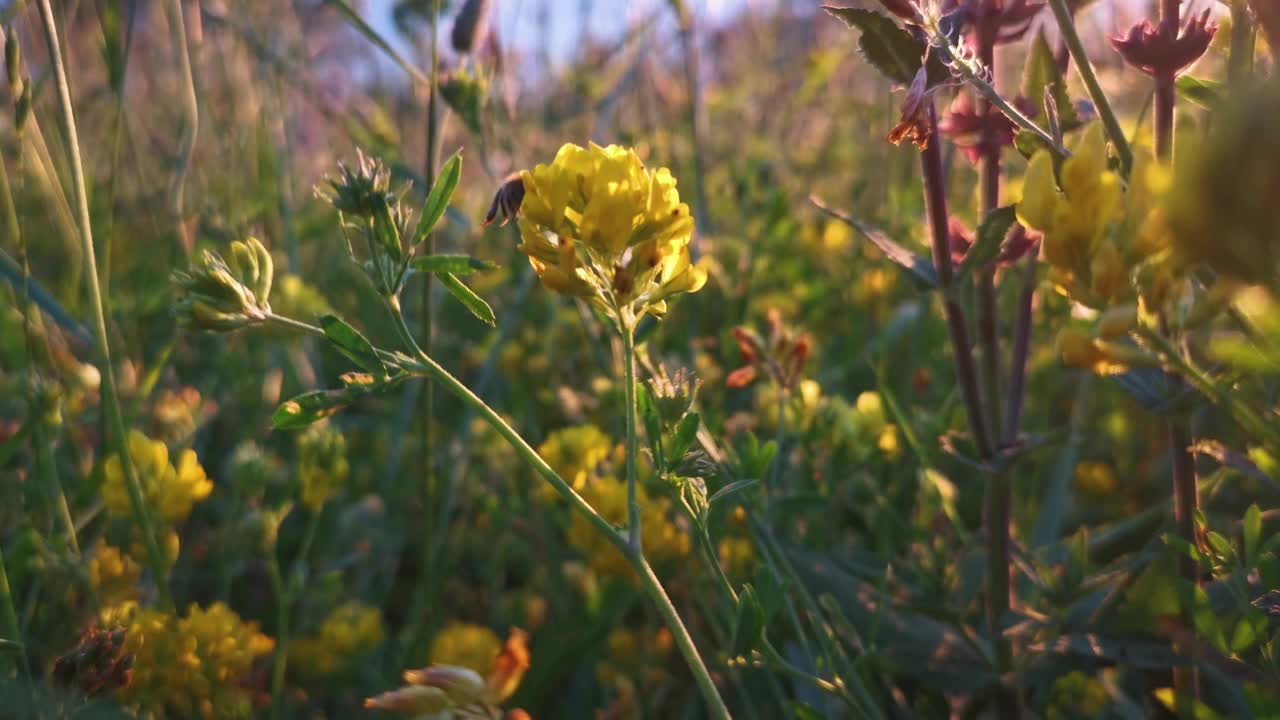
[1096,304,1137,339]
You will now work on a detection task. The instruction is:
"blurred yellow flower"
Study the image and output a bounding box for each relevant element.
[568,475,690,579]
[429,622,502,676]
[88,544,141,607]
[115,602,274,719]
[514,143,706,324]
[297,423,349,510]
[536,424,613,496]
[1074,461,1118,497]
[1017,124,1174,310]
[290,601,386,678]
[102,430,211,524]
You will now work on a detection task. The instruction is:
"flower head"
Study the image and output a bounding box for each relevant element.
[726,310,812,391]
[172,237,274,331]
[1111,10,1217,77]
[297,423,349,510]
[505,143,706,325]
[113,602,273,718]
[290,601,386,678]
[102,430,212,525]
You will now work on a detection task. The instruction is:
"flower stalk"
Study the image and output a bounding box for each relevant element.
[622,320,643,551]
[36,0,173,610]
[1047,0,1134,173]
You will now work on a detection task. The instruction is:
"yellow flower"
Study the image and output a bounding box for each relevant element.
[536,424,613,495]
[567,475,690,580]
[101,430,212,524]
[1074,461,1118,497]
[88,544,141,607]
[428,622,502,676]
[297,423,349,510]
[514,143,705,324]
[115,602,274,719]
[1017,124,1184,326]
[290,601,386,678]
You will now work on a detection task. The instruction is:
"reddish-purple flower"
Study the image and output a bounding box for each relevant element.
[1111,9,1217,76]
[944,0,1045,48]
[937,92,1027,165]
[948,218,1040,268]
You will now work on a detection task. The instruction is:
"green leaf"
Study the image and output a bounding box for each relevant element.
[412,151,463,246]
[1245,503,1262,567]
[1175,75,1224,111]
[709,478,761,506]
[438,272,496,326]
[956,205,1018,282]
[664,413,701,468]
[730,585,766,657]
[1022,32,1079,131]
[372,203,403,264]
[822,7,924,86]
[410,254,498,275]
[272,389,351,430]
[638,384,665,474]
[811,195,940,288]
[1206,531,1235,564]
[320,315,387,378]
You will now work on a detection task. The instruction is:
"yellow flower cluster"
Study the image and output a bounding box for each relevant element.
[536,424,613,496]
[297,423,349,510]
[102,430,212,524]
[1018,124,1173,312]
[113,602,274,719]
[290,601,385,678]
[567,475,690,579]
[596,626,674,704]
[88,544,141,607]
[516,143,707,324]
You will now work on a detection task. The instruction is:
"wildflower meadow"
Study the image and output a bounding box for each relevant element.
[3,0,1280,717]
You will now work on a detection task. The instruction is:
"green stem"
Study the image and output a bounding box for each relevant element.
[162,0,198,257]
[376,307,727,715]
[270,507,322,720]
[0,545,31,683]
[267,555,289,720]
[35,0,171,610]
[0,141,79,556]
[634,554,732,720]
[765,386,788,508]
[1046,0,1134,174]
[622,321,642,551]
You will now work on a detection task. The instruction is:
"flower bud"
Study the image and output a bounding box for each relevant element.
[1096,304,1137,339]
[172,238,274,332]
[364,685,454,714]
[1111,11,1216,77]
[403,665,489,705]
[450,0,492,54]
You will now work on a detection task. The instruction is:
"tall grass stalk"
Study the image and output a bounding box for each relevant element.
[162,0,198,255]
[35,0,172,610]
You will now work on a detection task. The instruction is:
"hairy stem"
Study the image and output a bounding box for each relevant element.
[975,36,1018,720]
[36,0,172,610]
[920,105,993,459]
[622,321,642,551]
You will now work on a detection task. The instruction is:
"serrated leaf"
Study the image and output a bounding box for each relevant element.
[822,7,924,86]
[412,150,462,246]
[272,389,351,430]
[410,254,499,275]
[665,413,701,468]
[320,315,387,378]
[1022,32,1079,131]
[956,205,1017,282]
[1175,75,1224,111]
[811,195,940,288]
[438,272,496,326]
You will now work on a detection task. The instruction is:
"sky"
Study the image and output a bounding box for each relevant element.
[369,0,754,66]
